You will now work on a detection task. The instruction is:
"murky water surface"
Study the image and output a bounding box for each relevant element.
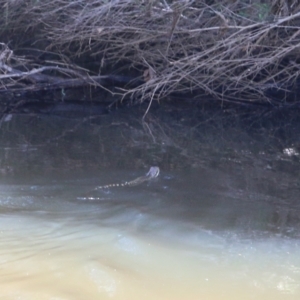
[0,103,300,299]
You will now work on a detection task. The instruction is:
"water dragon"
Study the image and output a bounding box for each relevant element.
[95,166,160,189]
[78,166,160,200]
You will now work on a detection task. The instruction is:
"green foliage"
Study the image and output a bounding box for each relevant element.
[256,3,271,21]
[238,1,271,22]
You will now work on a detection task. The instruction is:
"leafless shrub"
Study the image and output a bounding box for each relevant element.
[1,0,300,103]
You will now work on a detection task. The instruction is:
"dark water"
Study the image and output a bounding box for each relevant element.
[0,103,300,299]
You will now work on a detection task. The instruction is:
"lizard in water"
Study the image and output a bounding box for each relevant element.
[77,167,160,200]
[95,166,160,189]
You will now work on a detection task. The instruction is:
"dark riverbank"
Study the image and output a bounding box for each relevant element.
[1,0,300,108]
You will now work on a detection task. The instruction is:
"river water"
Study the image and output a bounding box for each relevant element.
[0,102,299,299]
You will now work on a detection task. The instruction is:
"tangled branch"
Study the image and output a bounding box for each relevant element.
[0,0,300,103]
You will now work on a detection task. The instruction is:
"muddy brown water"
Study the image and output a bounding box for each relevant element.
[0,103,300,299]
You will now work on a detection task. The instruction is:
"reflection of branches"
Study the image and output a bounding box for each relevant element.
[1,99,300,177]
[140,112,207,167]
[142,120,156,144]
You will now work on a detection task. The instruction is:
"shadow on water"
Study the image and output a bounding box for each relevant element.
[0,102,300,299]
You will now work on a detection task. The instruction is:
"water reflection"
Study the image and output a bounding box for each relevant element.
[0,104,300,299]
